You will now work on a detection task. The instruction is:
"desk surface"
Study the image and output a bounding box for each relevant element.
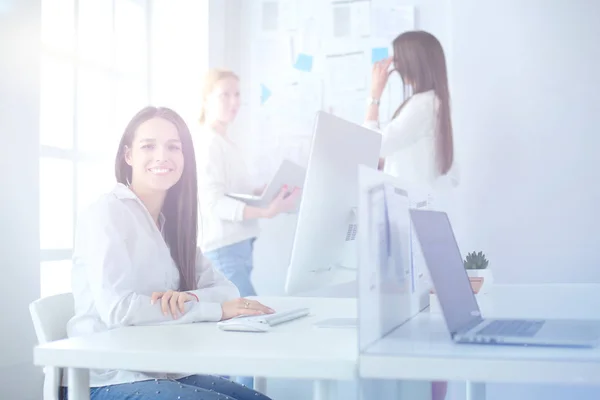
[34,296,357,381]
[360,284,600,385]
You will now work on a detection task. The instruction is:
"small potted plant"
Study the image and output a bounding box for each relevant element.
[464,251,493,288]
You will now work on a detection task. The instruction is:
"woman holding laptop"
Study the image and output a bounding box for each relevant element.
[364,30,459,400]
[195,69,300,300]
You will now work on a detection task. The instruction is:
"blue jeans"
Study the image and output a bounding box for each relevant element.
[203,238,257,298]
[203,238,257,389]
[60,375,271,400]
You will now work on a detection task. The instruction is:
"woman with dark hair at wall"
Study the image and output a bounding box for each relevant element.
[366,30,458,190]
[61,106,274,400]
[365,30,458,400]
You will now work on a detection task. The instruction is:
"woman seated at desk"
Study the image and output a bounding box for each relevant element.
[62,106,274,400]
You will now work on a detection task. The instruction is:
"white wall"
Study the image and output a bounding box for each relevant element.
[150,0,209,124]
[0,0,43,399]
[451,0,600,284]
[448,0,600,399]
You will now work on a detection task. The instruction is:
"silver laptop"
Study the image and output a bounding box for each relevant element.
[226,159,305,208]
[409,208,600,348]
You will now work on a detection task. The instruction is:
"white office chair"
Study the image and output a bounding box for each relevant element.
[29,292,75,400]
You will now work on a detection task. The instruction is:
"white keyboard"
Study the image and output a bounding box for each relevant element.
[259,308,311,326]
[217,308,311,332]
[234,307,310,326]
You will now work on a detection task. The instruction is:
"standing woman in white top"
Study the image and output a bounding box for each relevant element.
[365,31,456,400]
[366,30,457,190]
[63,106,274,400]
[196,69,300,299]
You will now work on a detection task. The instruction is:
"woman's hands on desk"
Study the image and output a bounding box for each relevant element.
[151,291,274,321]
[151,290,198,319]
[220,298,275,320]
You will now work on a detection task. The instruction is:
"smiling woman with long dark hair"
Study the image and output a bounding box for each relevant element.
[61,106,274,400]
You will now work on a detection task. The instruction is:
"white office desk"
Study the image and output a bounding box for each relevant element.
[34,296,357,400]
[360,284,600,400]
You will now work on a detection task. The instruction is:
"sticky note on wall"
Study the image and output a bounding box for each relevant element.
[260,84,272,104]
[294,53,313,72]
[371,47,389,64]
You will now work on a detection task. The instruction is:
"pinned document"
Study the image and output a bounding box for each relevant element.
[260,84,272,104]
[261,1,278,32]
[370,2,414,40]
[294,53,313,72]
[371,47,389,64]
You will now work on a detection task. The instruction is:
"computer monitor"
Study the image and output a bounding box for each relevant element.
[284,111,382,295]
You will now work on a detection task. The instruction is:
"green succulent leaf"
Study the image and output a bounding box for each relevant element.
[463,251,489,269]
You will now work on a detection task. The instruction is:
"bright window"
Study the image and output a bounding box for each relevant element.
[39,0,150,297]
[39,0,210,298]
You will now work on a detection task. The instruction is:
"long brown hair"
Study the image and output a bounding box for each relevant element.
[198,69,239,124]
[391,30,454,176]
[115,106,199,291]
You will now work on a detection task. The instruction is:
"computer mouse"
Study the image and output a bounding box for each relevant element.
[217,319,271,333]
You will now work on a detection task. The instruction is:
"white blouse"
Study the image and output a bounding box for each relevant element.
[65,183,239,387]
[195,127,259,252]
[365,90,459,203]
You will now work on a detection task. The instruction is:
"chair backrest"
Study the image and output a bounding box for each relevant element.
[30,292,75,400]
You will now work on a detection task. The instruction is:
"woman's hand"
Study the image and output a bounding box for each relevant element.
[221,298,275,320]
[371,57,393,100]
[151,290,198,319]
[264,186,301,218]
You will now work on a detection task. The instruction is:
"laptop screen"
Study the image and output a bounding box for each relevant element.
[409,209,482,333]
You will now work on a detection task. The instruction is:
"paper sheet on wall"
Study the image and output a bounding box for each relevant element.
[279,0,299,31]
[351,1,371,37]
[297,16,322,56]
[370,1,414,40]
[252,37,295,86]
[261,1,279,32]
[280,79,322,135]
[328,89,366,125]
[332,4,351,38]
[325,51,367,93]
[324,50,367,123]
[260,76,322,135]
[331,1,370,38]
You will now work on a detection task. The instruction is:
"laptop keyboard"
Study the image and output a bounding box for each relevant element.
[477,319,545,337]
